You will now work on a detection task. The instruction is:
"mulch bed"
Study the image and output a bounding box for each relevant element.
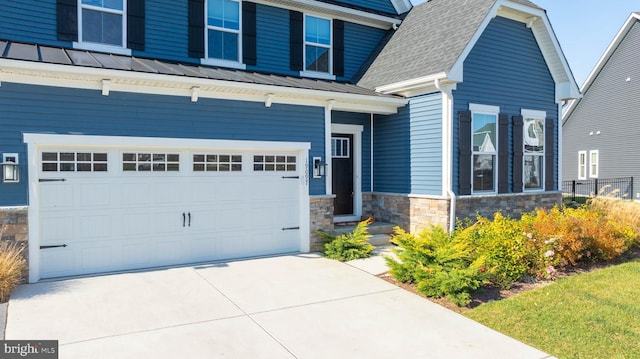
[378,246,640,313]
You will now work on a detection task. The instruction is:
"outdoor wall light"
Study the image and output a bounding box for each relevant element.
[312,157,327,178]
[2,153,19,183]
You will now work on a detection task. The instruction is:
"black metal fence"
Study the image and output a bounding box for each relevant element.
[562,177,634,201]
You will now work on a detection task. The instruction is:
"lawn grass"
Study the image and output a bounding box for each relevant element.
[464,260,640,359]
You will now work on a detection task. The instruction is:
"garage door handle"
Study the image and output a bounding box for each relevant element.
[183,212,186,227]
[39,178,66,182]
[40,244,68,249]
[282,227,300,231]
[188,212,191,227]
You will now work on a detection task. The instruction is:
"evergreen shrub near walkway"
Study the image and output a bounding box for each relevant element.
[0,241,26,303]
[386,202,639,306]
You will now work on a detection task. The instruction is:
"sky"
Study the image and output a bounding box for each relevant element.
[409,0,639,88]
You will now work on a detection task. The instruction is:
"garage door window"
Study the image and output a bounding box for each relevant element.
[253,155,296,172]
[42,152,108,172]
[193,154,242,172]
[123,153,180,172]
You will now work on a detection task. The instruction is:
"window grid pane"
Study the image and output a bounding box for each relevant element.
[123,153,179,172]
[193,154,242,172]
[41,152,108,172]
[253,155,297,172]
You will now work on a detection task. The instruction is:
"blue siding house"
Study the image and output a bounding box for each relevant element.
[0,0,578,282]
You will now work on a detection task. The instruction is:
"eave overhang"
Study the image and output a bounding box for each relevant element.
[0,59,407,115]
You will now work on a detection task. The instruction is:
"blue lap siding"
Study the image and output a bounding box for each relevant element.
[373,92,442,195]
[330,0,398,14]
[0,2,388,82]
[0,82,326,206]
[452,16,558,195]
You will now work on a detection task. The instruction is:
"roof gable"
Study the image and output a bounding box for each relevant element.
[358,0,580,101]
[563,13,640,122]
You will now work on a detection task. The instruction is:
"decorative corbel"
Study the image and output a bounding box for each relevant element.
[527,16,539,28]
[191,86,200,102]
[101,79,111,96]
[265,93,274,108]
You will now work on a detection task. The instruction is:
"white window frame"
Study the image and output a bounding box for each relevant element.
[202,0,246,69]
[589,150,599,178]
[578,150,587,180]
[470,104,499,194]
[521,109,546,192]
[301,14,335,80]
[74,0,131,56]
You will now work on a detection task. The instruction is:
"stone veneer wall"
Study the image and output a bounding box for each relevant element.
[364,192,562,233]
[309,196,335,252]
[0,207,29,282]
[455,192,562,221]
[363,193,450,234]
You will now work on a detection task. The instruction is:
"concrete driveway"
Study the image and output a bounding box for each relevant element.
[6,254,553,358]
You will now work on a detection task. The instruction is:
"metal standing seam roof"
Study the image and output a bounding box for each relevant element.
[357,0,542,90]
[0,40,397,98]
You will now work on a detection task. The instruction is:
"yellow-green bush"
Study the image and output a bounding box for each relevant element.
[386,226,487,306]
[317,219,374,261]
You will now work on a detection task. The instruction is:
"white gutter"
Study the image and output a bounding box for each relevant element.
[435,79,456,232]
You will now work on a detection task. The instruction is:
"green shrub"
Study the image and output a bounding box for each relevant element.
[458,213,532,289]
[386,226,487,306]
[317,219,375,261]
[0,241,26,303]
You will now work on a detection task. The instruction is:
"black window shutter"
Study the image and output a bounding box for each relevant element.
[242,2,257,66]
[57,0,78,42]
[545,118,556,191]
[498,113,509,193]
[188,0,205,58]
[127,0,145,51]
[512,115,524,193]
[333,19,344,77]
[289,10,303,71]
[459,111,472,195]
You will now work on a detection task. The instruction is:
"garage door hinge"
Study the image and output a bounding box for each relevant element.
[39,178,66,182]
[282,226,300,231]
[281,176,300,179]
[40,244,68,249]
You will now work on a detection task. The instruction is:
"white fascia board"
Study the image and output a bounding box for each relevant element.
[0,59,407,114]
[23,133,312,151]
[564,13,639,120]
[251,0,402,29]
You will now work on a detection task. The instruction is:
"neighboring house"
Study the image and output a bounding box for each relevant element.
[0,0,578,283]
[562,13,640,200]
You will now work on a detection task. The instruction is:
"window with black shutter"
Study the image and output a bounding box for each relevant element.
[242,2,257,66]
[127,0,145,51]
[497,113,509,193]
[57,0,78,42]
[458,111,472,195]
[512,115,524,193]
[289,10,304,71]
[188,0,205,58]
[545,118,555,191]
[333,19,344,77]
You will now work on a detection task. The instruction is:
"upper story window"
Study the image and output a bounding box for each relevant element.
[204,0,244,68]
[522,109,546,191]
[79,0,126,49]
[303,15,332,77]
[470,104,499,193]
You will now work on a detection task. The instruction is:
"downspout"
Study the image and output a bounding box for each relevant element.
[370,113,374,192]
[435,79,456,232]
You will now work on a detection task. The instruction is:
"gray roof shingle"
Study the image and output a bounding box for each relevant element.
[357,0,542,90]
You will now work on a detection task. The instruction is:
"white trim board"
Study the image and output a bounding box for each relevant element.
[331,124,363,222]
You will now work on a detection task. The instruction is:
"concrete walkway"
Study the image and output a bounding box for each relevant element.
[6,253,554,358]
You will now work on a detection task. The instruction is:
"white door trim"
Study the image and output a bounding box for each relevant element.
[331,124,363,222]
[24,133,311,283]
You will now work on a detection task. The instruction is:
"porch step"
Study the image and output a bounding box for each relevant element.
[331,221,397,246]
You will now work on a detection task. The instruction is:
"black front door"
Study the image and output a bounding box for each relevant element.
[332,134,354,215]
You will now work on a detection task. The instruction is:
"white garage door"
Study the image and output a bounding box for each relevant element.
[36,144,305,279]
